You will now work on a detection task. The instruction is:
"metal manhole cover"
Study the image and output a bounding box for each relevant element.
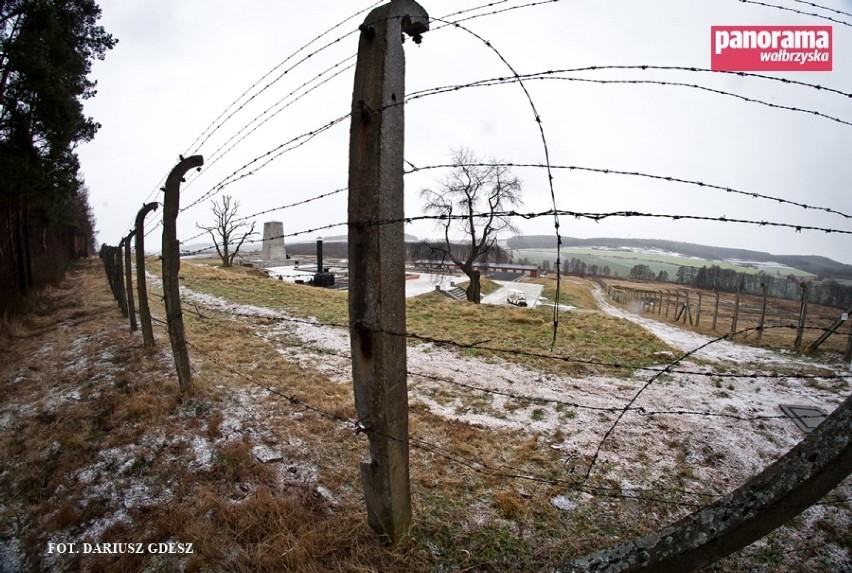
[778,404,827,434]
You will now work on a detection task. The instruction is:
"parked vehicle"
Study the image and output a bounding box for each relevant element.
[506,289,528,307]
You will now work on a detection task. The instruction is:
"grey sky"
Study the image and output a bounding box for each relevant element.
[77,0,852,264]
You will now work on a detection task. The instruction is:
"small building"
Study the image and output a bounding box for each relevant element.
[412,259,541,278]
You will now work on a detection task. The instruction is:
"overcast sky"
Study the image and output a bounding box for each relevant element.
[77,0,852,264]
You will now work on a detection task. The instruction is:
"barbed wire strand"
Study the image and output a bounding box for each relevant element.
[406,162,852,220]
[170,1,560,220]
[407,73,852,128]
[790,0,852,19]
[174,207,852,258]
[739,0,852,27]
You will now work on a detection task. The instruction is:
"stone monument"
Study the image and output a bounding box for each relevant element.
[261,221,286,264]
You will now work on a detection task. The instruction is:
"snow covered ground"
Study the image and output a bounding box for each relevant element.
[174,279,851,496]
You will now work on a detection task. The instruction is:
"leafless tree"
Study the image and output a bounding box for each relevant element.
[196,195,257,268]
[421,148,522,303]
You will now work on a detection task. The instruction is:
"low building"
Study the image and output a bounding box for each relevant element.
[412,259,541,278]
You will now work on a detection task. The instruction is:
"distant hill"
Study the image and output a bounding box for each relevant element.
[507,236,852,280]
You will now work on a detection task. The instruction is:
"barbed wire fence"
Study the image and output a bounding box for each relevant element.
[94,0,852,569]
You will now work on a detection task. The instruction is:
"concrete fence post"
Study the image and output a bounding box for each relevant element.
[162,155,204,395]
[347,0,428,543]
[124,230,138,332]
[114,242,128,318]
[135,202,159,351]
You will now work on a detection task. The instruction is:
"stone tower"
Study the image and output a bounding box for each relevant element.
[261,221,286,263]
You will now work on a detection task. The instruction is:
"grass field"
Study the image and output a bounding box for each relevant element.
[159,259,675,377]
[1,259,848,573]
[514,247,815,279]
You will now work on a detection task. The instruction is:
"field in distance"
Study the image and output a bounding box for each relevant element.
[512,246,815,279]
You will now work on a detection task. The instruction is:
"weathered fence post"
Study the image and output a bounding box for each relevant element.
[347,0,428,543]
[124,231,138,332]
[135,202,159,351]
[845,320,852,365]
[712,289,720,330]
[794,282,809,350]
[665,290,671,317]
[673,291,680,321]
[731,276,742,333]
[757,281,768,339]
[695,291,702,326]
[555,393,852,573]
[114,242,128,318]
[162,155,204,394]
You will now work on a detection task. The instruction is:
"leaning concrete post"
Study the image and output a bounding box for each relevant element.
[162,155,204,394]
[135,202,159,351]
[115,241,128,318]
[794,282,809,350]
[347,0,428,543]
[124,231,138,332]
[555,393,852,573]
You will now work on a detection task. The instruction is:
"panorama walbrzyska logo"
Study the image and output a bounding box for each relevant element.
[711,26,832,72]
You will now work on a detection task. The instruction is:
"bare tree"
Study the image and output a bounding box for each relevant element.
[196,195,257,267]
[421,148,522,303]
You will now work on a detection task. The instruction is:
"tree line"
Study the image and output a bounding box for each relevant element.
[669,264,852,309]
[1,0,115,313]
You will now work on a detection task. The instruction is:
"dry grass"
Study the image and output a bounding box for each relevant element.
[407,292,673,376]
[1,259,848,572]
[166,261,675,377]
[524,276,600,310]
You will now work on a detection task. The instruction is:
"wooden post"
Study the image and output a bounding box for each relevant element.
[162,155,204,394]
[757,282,768,339]
[845,320,852,365]
[695,291,702,326]
[135,202,159,351]
[665,290,671,317]
[712,290,720,330]
[124,231,138,332]
[348,0,428,544]
[674,291,680,321]
[731,277,742,333]
[794,282,809,350]
[658,291,663,315]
